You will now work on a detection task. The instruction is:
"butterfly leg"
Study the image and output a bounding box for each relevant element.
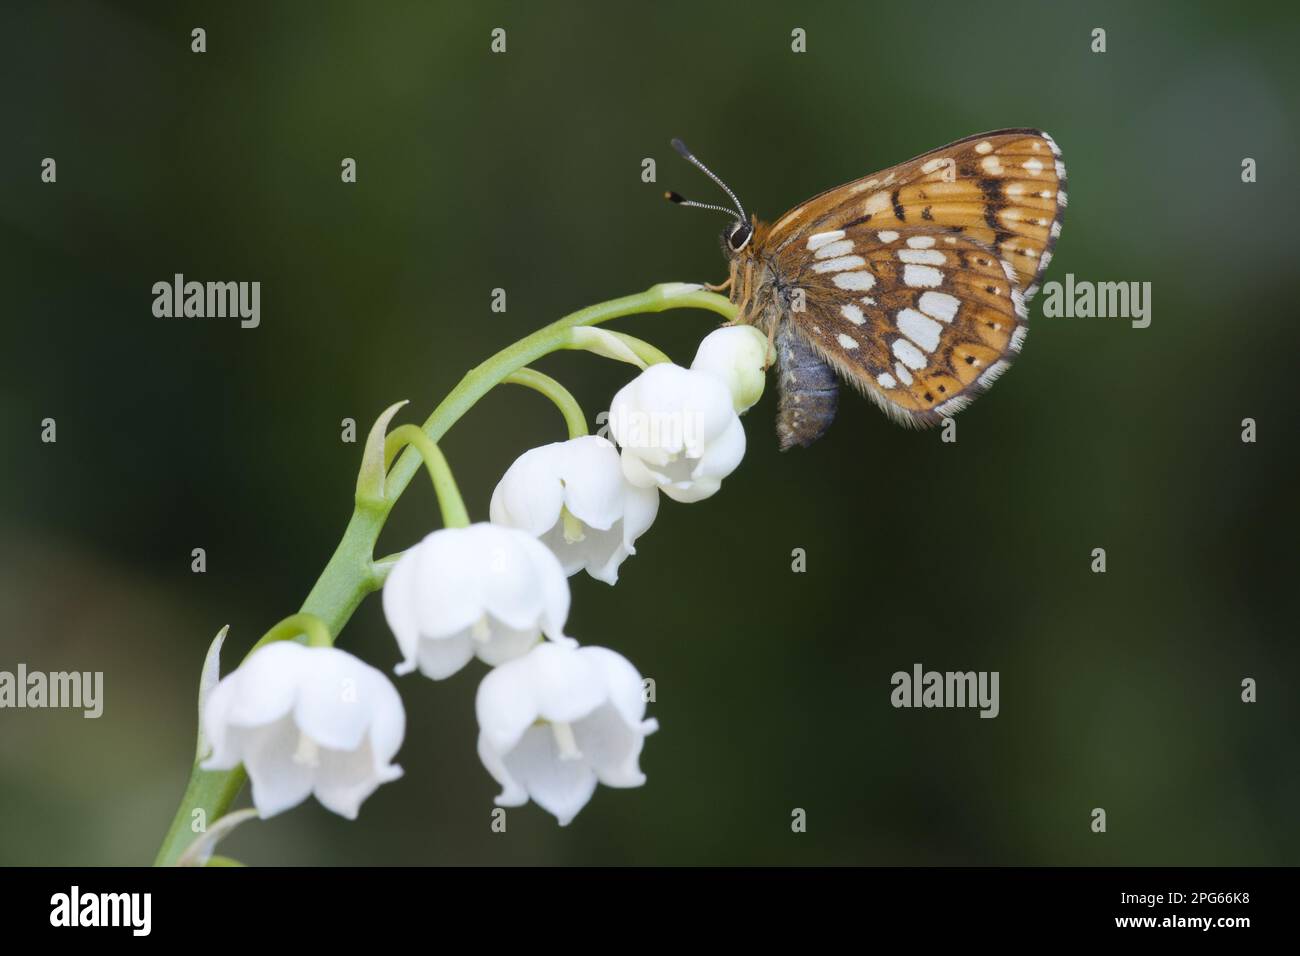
[704,276,733,293]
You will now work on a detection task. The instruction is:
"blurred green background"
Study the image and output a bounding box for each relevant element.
[1,0,1297,865]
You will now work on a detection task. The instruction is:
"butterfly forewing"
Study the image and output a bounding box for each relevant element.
[789,225,1025,426]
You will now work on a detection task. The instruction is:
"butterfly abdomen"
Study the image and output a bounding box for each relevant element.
[775,321,839,451]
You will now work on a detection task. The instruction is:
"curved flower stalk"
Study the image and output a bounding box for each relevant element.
[489,436,659,585]
[175,808,257,867]
[153,284,740,866]
[383,522,574,678]
[476,643,658,826]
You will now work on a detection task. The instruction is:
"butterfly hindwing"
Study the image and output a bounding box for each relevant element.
[783,224,1027,427]
[707,128,1067,440]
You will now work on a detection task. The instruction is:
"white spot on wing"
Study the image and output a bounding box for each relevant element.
[841,304,865,326]
[877,372,897,389]
[899,249,945,265]
[919,291,960,323]
[877,230,899,243]
[833,272,876,291]
[863,192,891,215]
[812,255,866,273]
[894,362,913,385]
[921,157,954,177]
[805,230,845,251]
[903,264,943,288]
[893,338,927,370]
[897,309,942,351]
[814,239,855,259]
[975,141,994,154]
[1022,158,1044,174]
[906,235,936,249]
[836,333,859,350]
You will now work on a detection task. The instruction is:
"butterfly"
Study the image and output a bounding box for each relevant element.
[666,129,1067,449]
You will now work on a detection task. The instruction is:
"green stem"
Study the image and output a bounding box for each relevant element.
[247,613,333,655]
[154,763,248,869]
[152,283,734,866]
[563,327,674,367]
[605,330,674,366]
[383,425,470,528]
[384,284,734,503]
[505,368,588,439]
[369,551,404,589]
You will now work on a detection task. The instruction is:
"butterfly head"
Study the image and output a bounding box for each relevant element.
[724,219,753,254]
[665,138,754,262]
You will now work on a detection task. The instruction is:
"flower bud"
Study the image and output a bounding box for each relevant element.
[690,325,771,413]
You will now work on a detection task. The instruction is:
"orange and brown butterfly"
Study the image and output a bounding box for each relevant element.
[666,129,1067,449]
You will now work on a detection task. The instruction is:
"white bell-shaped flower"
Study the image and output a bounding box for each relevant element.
[489,436,659,585]
[607,363,746,503]
[383,522,572,680]
[476,642,658,826]
[201,641,405,820]
[690,325,770,413]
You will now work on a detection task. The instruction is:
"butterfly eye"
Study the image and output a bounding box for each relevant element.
[727,222,753,252]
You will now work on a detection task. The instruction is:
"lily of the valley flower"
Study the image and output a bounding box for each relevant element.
[489,435,659,585]
[383,522,572,680]
[201,642,405,820]
[690,325,771,413]
[607,363,745,503]
[476,642,658,826]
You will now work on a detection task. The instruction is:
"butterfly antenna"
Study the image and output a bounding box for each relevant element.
[669,138,747,221]
[663,191,742,220]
